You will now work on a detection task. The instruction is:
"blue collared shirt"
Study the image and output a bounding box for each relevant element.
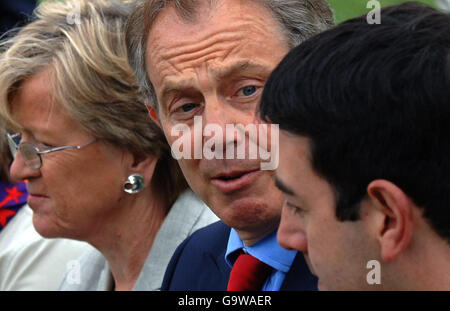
[225,228,297,291]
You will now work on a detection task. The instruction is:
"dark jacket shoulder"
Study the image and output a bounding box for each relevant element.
[161,220,318,291]
[161,221,232,290]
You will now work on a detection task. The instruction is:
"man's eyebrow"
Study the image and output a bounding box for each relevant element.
[159,60,270,107]
[274,175,295,196]
[160,78,196,106]
[162,61,269,90]
[212,60,271,80]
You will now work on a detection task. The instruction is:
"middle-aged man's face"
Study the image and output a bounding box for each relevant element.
[276,131,381,290]
[145,0,289,239]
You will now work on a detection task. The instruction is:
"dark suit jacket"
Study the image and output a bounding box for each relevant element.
[161,221,318,291]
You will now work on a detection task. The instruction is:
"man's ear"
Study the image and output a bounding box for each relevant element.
[366,180,414,262]
[146,103,161,128]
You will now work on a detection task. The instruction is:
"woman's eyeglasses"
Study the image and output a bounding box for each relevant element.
[6,132,97,170]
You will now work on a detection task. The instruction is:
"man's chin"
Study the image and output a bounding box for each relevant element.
[303,254,316,273]
[217,193,267,212]
[317,280,326,291]
[214,203,279,238]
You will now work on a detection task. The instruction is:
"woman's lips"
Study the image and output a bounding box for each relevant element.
[28,194,48,207]
[211,169,261,193]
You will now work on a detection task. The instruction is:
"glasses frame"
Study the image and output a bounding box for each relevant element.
[6,132,97,170]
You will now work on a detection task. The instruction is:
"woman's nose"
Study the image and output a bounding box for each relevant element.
[9,151,40,182]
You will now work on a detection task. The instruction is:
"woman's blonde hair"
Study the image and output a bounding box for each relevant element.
[0,0,187,208]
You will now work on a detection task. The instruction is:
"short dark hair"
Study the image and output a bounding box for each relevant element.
[260,2,450,242]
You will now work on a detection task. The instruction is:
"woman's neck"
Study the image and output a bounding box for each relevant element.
[88,191,168,291]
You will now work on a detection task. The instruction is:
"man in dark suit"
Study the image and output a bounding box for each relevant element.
[161,222,317,290]
[260,3,450,290]
[125,0,334,290]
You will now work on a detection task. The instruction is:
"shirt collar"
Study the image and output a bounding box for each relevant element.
[225,228,297,273]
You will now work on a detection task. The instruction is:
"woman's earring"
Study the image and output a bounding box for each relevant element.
[123,174,145,194]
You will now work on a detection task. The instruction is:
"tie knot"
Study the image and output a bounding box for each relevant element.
[227,253,273,291]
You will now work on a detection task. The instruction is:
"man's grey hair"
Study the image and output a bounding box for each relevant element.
[125,0,335,110]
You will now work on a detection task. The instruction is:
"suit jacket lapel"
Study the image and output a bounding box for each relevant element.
[193,223,231,290]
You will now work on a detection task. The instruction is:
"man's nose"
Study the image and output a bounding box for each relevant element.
[202,96,255,155]
[277,205,308,254]
[9,151,40,182]
[202,96,242,127]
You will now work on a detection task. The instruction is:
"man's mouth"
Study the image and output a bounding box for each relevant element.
[211,169,261,193]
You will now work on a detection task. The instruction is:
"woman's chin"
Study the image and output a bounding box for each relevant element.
[32,214,61,238]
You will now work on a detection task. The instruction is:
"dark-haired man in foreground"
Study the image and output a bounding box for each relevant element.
[260,2,450,290]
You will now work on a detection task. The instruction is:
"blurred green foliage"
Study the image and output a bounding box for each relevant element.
[328,0,438,23]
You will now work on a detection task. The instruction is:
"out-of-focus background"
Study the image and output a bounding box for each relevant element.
[1,0,37,34]
[1,0,449,35]
[329,0,441,23]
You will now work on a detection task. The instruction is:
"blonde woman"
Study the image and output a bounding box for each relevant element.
[0,0,217,291]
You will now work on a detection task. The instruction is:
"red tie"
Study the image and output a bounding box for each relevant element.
[227,253,273,291]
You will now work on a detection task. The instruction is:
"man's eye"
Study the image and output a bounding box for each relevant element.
[286,202,304,216]
[170,101,202,120]
[238,85,257,97]
[181,103,198,113]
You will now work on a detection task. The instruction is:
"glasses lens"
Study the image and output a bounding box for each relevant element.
[7,135,18,158]
[19,142,42,170]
